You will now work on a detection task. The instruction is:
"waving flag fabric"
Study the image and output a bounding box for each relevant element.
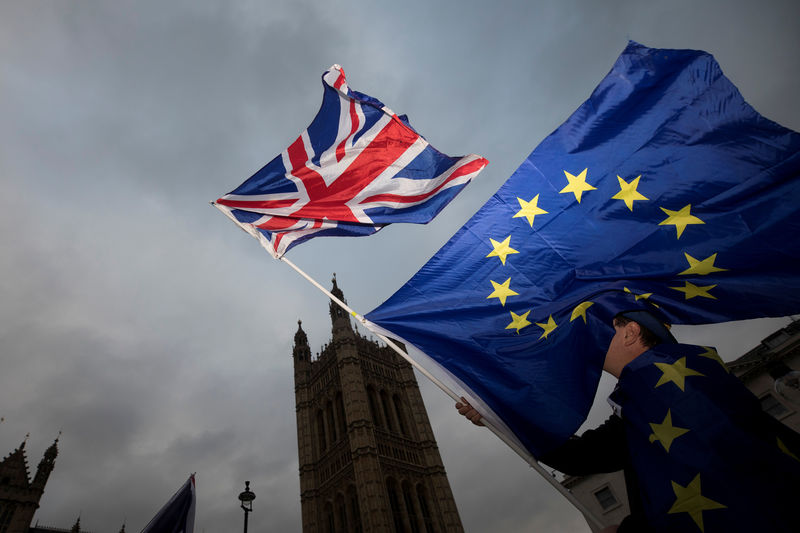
[214,65,488,257]
[140,475,196,533]
[365,42,800,457]
[609,343,800,532]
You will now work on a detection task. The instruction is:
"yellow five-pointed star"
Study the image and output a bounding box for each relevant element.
[655,357,704,391]
[648,409,690,453]
[570,301,594,324]
[778,437,800,462]
[536,315,558,339]
[659,204,705,239]
[670,281,717,300]
[486,236,519,265]
[559,168,596,203]
[668,474,726,532]
[697,346,728,372]
[624,287,653,301]
[513,194,548,227]
[612,175,649,210]
[506,310,532,334]
[679,252,728,276]
[487,278,519,307]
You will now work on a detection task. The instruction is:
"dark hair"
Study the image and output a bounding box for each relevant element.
[613,314,661,348]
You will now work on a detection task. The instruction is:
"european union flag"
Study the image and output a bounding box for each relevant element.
[365,42,800,457]
[610,344,800,531]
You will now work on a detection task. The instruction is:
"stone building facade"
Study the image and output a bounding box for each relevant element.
[292,277,463,533]
[562,320,800,532]
[0,437,123,533]
[0,437,58,533]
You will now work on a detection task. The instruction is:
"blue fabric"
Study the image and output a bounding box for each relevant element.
[611,344,800,532]
[141,476,195,533]
[366,41,800,456]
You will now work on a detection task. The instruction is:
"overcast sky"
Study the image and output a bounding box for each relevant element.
[1,1,798,532]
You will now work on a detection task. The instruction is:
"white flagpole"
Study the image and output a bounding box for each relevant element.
[211,202,605,529]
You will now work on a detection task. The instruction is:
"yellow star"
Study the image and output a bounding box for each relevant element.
[487,278,519,307]
[659,204,705,239]
[570,301,594,324]
[668,474,726,532]
[648,409,690,453]
[506,310,532,334]
[655,357,704,391]
[559,168,596,203]
[679,252,728,276]
[513,195,548,227]
[778,437,800,462]
[624,287,653,301]
[536,315,558,339]
[697,346,728,372]
[612,175,649,210]
[486,236,519,265]
[670,281,717,300]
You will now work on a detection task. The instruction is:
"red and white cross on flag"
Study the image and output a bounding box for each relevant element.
[214,65,488,257]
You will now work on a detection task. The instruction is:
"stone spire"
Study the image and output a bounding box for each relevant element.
[329,273,354,338]
[33,433,59,489]
[294,320,311,362]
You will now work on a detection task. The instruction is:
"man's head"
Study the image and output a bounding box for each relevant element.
[603,311,676,377]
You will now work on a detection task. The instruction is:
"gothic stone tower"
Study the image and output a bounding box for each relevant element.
[0,436,59,533]
[293,277,463,533]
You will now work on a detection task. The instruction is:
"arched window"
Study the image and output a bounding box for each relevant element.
[402,481,420,533]
[347,485,363,533]
[326,400,338,443]
[336,392,347,437]
[323,501,335,533]
[367,386,383,428]
[336,493,348,532]
[416,484,435,533]
[393,394,408,436]
[386,478,406,533]
[380,390,396,432]
[317,409,327,453]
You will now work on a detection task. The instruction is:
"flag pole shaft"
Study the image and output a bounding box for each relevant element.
[211,202,604,528]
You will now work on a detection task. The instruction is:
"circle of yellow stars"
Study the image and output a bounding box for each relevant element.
[482,166,731,338]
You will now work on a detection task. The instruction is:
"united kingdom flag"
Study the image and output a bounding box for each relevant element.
[214,65,488,257]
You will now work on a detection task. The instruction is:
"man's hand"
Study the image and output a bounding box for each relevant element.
[455,397,484,426]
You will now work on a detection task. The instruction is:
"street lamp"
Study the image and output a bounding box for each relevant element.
[238,480,256,533]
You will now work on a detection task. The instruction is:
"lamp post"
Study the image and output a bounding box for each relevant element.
[238,480,256,533]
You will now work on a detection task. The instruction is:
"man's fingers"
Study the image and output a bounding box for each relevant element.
[455,397,484,425]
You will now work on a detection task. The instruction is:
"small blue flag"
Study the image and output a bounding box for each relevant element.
[365,42,800,456]
[140,475,195,533]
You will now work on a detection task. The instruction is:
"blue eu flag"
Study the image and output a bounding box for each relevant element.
[611,344,800,532]
[365,42,800,457]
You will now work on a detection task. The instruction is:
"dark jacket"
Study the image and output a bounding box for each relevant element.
[539,414,647,532]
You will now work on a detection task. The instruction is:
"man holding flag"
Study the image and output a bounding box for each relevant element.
[366,42,800,531]
[458,307,800,532]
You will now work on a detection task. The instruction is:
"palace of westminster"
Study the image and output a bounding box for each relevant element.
[2,278,799,532]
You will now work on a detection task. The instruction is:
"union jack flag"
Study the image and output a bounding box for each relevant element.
[214,65,488,257]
